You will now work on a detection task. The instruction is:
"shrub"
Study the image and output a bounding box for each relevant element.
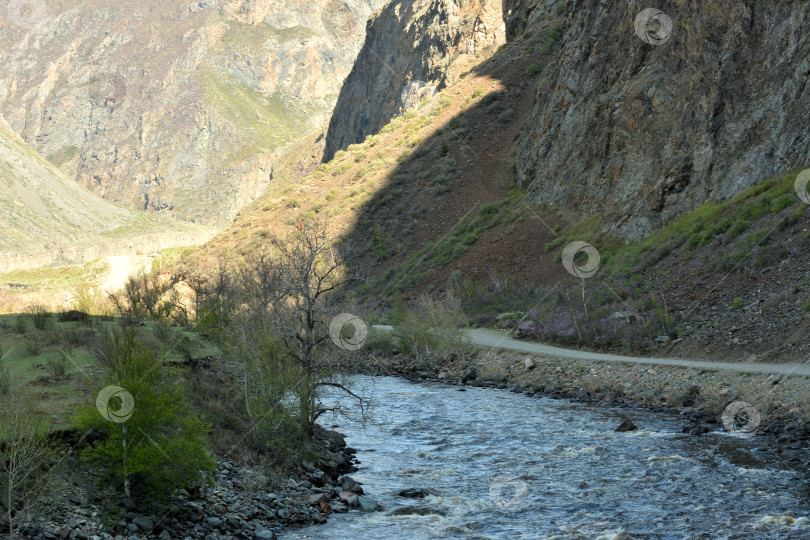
[732,297,744,310]
[0,358,9,395]
[804,297,810,312]
[14,317,27,334]
[727,218,750,237]
[0,398,54,538]
[770,194,794,214]
[392,294,470,367]
[27,304,52,330]
[525,63,542,78]
[24,339,42,357]
[555,2,566,16]
[45,352,69,378]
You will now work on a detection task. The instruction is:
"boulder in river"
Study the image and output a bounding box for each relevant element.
[354,495,381,512]
[615,419,638,432]
[388,506,446,516]
[397,488,433,498]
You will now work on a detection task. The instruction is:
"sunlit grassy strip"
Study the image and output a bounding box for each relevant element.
[0,261,108,287]
[363,188,526,299]
[547,168,808,276]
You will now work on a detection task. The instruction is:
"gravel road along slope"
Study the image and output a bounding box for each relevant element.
[372,325,810,376]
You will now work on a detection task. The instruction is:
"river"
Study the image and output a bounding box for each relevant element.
[281,376,810,539]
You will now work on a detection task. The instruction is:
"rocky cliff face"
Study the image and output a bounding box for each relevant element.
[322,0,505,161]
[0,0,387,224]
[513,0,810,238]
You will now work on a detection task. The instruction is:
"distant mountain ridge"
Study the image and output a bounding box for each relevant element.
[0,0,388,224]
[0,116,215,274]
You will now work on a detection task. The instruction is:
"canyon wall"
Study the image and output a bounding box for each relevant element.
[513,0,810,238]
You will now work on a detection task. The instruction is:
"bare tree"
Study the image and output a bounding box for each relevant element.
[194,221,368,447]
[0,397,52,539]
[271,221,367,442]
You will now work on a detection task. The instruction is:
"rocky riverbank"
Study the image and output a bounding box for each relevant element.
[15,427,383,540]
[361,348,810,458]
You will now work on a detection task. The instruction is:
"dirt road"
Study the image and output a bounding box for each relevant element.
[372,325,810,376]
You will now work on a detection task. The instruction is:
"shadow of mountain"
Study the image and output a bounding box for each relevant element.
[338,34,571,306]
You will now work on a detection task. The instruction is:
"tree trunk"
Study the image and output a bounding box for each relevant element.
[7,474,14,540]
[122,425,130,498]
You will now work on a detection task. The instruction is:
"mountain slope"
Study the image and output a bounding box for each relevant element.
[0,116,215,274]
[324,0,810,239]
[323,0,505,161]
[0,0,387,224]
[180,1,810,364]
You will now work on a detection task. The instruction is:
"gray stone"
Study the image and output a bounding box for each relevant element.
[354,496,381,512]
[615,419,638,432]
[330,502,349,513]
[397,488,432,498]
[131,516,153,532]
[339,476,364,494]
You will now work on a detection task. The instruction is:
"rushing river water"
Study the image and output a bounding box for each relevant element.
[281,376,810,539]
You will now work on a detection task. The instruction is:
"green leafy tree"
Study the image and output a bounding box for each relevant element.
[74,328,215,499]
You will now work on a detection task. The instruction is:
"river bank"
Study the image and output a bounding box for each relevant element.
[16,346,810,539]
[360,346,810,455]
[13,427,363,540]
